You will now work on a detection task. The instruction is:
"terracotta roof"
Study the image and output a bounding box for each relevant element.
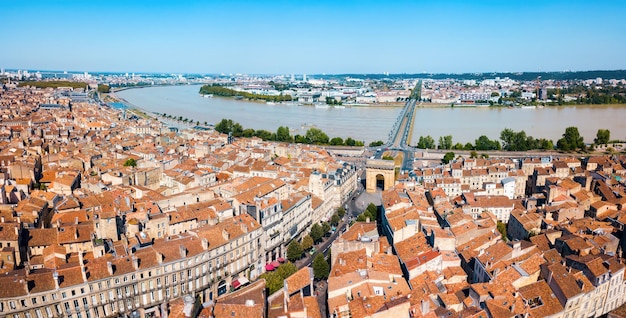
[285,267,313,295]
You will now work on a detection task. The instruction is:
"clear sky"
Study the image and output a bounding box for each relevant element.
[2,0,625,74]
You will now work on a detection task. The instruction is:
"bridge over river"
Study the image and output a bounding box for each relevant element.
[373,80,422,173]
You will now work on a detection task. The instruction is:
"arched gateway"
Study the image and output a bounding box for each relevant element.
[365,159,395,192]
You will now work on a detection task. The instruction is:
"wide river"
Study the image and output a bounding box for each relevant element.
[118,84,626,145]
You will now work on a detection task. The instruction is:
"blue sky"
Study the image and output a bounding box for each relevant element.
[1,0,625,74]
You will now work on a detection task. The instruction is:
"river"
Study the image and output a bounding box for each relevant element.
[117,85,626,145]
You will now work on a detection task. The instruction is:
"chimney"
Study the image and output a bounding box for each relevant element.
[132,256,139,270]
[179,245,187,258]
[421,299,430,314]
[106,261,113,275]
[201,238,209,250]
[1,216,4,223]
[222,229,230,241]
[78,252,87,281]
[53,271,60,289]
[74,217,79,225]
[366,217,370,223]
[156,252,163,265]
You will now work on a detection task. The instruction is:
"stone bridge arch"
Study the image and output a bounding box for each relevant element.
[366,159,395,192]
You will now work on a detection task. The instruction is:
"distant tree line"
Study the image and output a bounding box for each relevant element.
[420,127,620,158]
[18,80,88,89]
[558,85,626,104]
[97,84,110,93]
[319,70,626,82]
[199,84,293,102]
[214,118,364,146]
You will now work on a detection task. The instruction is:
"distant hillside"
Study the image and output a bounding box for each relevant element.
[18,80,88,89]
[323,70,626,81]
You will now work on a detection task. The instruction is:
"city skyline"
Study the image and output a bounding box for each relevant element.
[2,0,626,74]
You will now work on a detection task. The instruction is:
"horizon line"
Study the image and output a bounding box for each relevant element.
[3,68,626,77]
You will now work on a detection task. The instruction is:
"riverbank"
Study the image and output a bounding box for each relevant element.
[116,85,626,144]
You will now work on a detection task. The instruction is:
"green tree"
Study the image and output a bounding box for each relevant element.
[330,137,344,146]
[345,137,357,146]
[305,128,329,145]
[310,223,323,243]
[594,129,610,145]
[331,214,340,226]
[322,222,331,236]
[312,254,330,280]
[254,129,274,140]
[214,118,244,136]
[500,128,515,150]
[365,203,378,221]
[417,135,436,149]
[475,135,501,151]
[336,207,346,219]
[294,134,308,144]
[470,151,478,158]
[453,142,464,150]
[242,128,256,138]
[301,235,314,251]
[369,140,384,147]
[557,126,585,151]
[438,135,453,150]
[276,262,298,280]
[497,221,507,240]
[123,158,137,167]
[97,84,110,93]
[382,155,394,160]
[276,126,292,142]
[442,152,455,164]
[259,272,283,294]
[463,143,474,150]
[286,240,303,262]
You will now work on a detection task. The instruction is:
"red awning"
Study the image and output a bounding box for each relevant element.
[271,260,281,268]
[231,277,250,289]
[277,257,285,263]
[265,263,275,271]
